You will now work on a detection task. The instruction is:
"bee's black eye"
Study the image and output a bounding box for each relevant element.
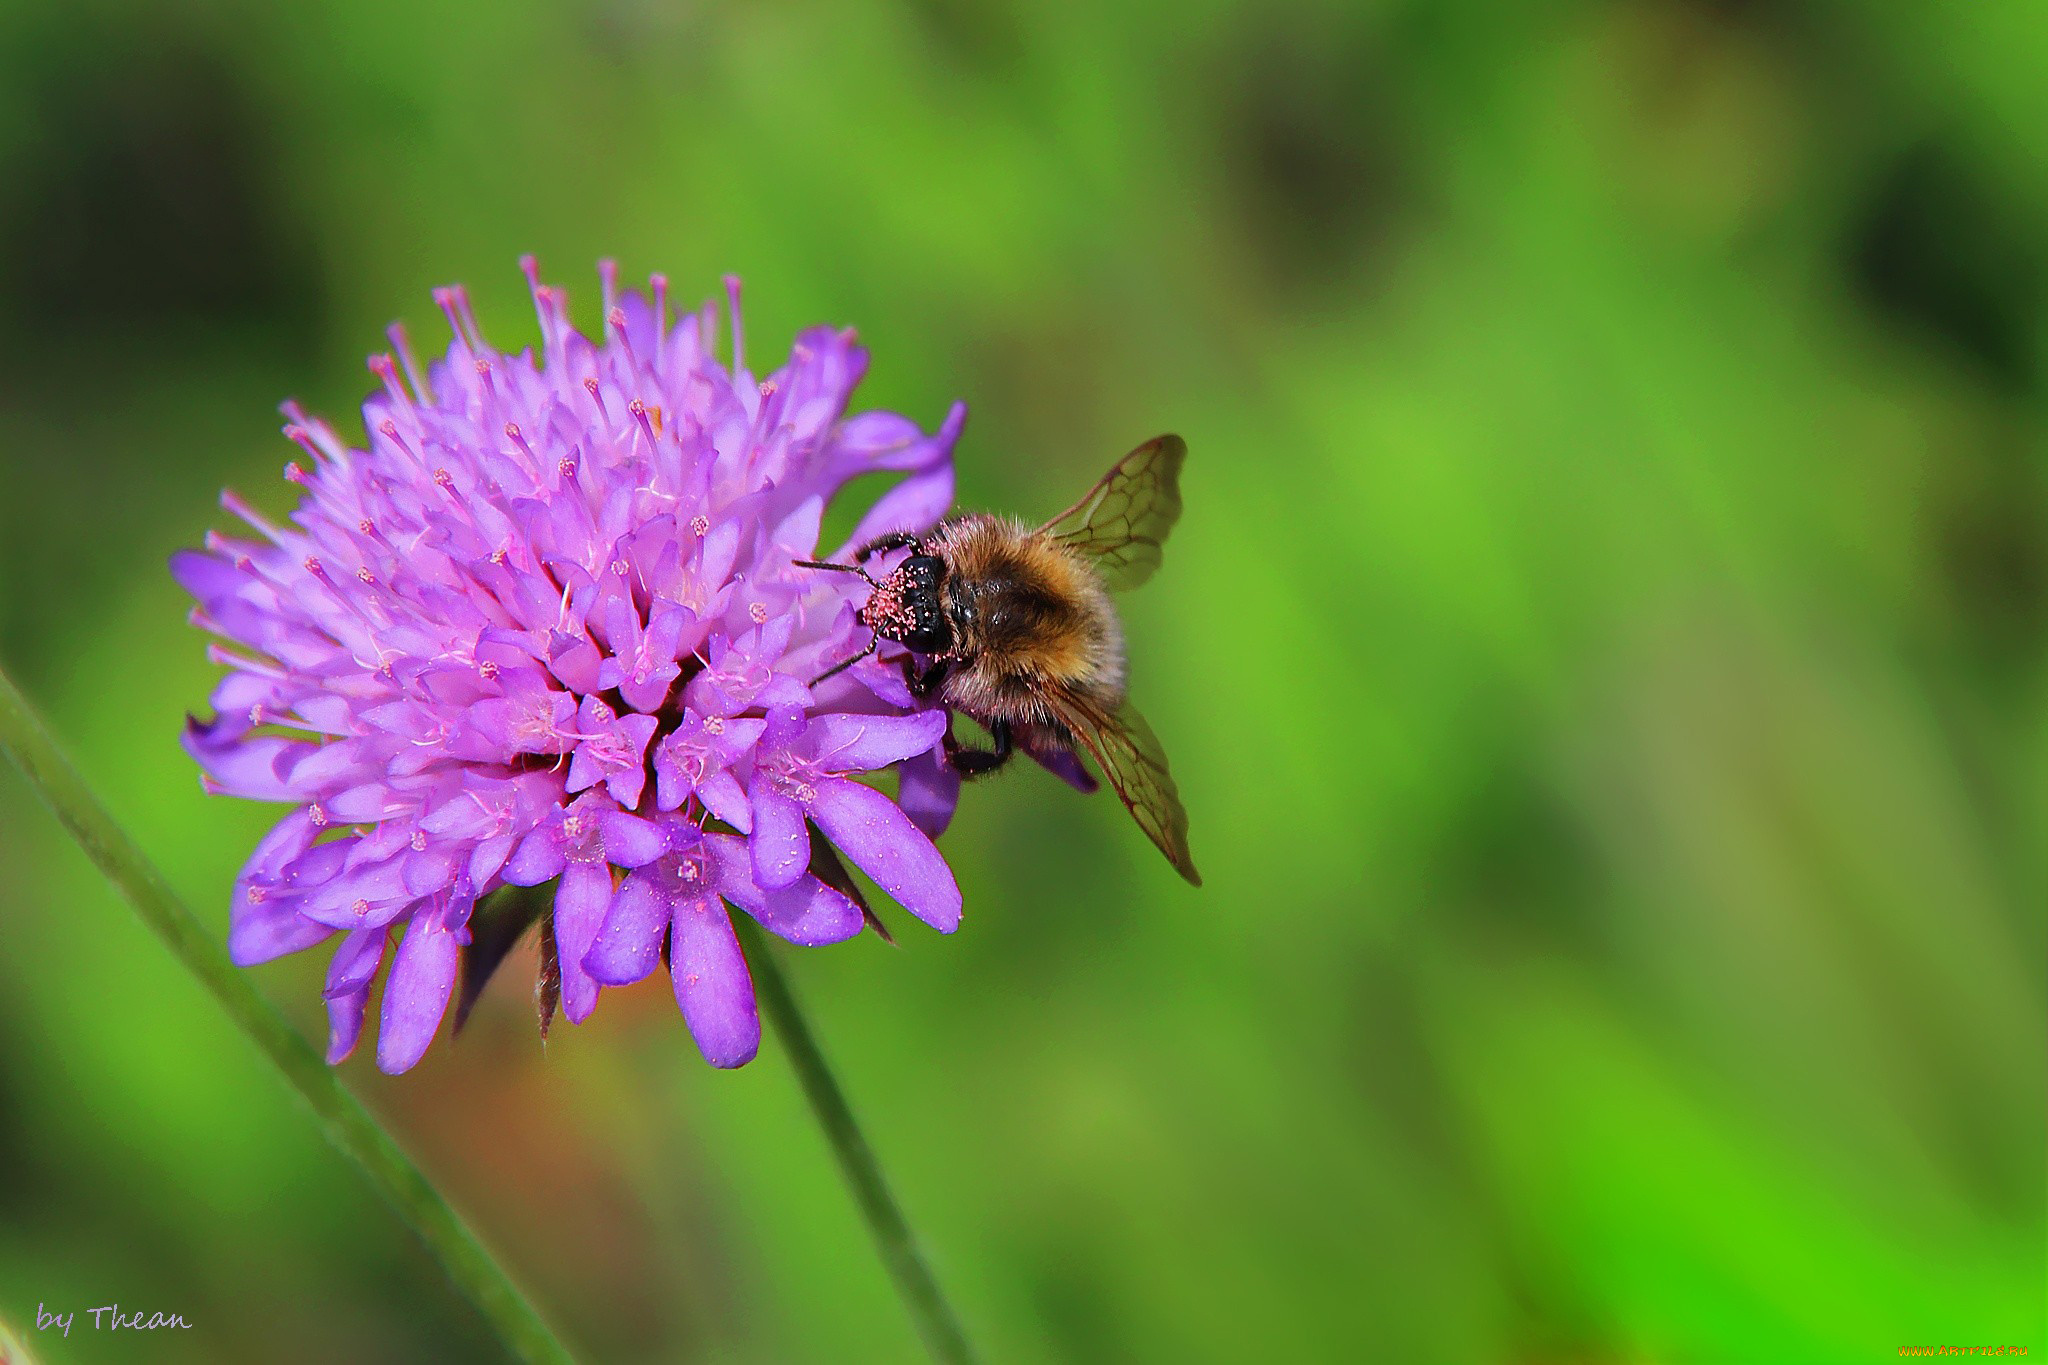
[900,555,953,654]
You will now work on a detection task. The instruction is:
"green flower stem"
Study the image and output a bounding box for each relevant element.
[741,920,979,1365]
[0,663,577,1365]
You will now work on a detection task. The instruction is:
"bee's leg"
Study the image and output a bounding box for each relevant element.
[948,718,1013,779]
[854,531,924,562]
[906,658,950,699]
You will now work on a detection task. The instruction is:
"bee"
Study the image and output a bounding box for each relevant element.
[798,435,1199,884]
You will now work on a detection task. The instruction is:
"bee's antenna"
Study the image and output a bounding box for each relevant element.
[793,558,877,586]
[797,556,882,683]
[811,632,879,685]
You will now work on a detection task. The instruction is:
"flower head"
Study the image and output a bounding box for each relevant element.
[176,261,967,1072]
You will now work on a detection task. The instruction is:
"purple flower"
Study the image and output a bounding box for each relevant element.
[176,261,967,1073]
[585,817,863,1067]
[652,708,761,823]
[565,696,660,808]
[502,793,668,1026]
[739,708,962,932]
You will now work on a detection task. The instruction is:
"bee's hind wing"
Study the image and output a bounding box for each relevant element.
[1038,434,1186,593]
[1047,687,1200,885]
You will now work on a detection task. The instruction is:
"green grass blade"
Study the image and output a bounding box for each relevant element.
[742,920,980,1364]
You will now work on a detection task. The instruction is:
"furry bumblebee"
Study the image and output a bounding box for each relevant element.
[799,435,1198,884]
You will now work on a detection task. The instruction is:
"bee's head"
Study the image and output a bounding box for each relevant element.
[859,554,953,654]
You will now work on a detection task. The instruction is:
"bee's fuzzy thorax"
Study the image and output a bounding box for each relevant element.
[831,432,1196,884]
[927,515,1126,724]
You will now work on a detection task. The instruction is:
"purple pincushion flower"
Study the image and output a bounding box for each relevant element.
[176,261,968,1073]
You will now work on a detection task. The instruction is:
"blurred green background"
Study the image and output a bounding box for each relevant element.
[0,0,2042,1361]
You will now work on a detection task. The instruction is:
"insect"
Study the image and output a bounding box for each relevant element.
[798,435,1199,885]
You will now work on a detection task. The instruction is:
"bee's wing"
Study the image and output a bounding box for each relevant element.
[1046,686,1200,885]
[1037,434,1187,593]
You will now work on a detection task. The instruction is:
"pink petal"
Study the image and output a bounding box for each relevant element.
[600,810,668,868]
[584,872,671,986]
[504,825,568,885]
[752,877,864,947]
[896,744,961,838]
[553,862,614,1024]
[698,771,752,831]
[803,711,948,774]
[749,786,810,890]
[375,907,464,1074]
[323,928,387,1065]
[228,897,333,966]
[670,895,759,1068]
[807,777,961,932]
